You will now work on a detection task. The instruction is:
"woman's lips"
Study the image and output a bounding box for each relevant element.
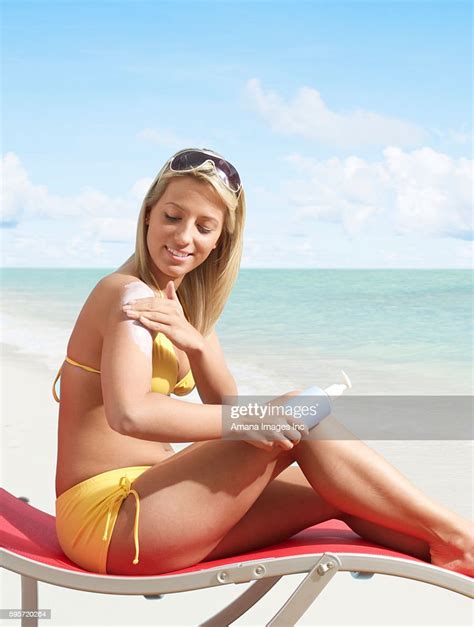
[165,246,192,262]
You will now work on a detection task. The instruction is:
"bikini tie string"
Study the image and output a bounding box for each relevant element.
[102,476,141,565]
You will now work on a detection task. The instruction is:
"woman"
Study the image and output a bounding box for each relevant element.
[53,147,473,577]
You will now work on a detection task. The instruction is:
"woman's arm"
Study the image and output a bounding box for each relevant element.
[188,329,238,404]
[100,278,223,443]
[118,393,223,442]
[119,280,238,404]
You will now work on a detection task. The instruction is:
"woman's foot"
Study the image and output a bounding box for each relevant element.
[429,521,474,576]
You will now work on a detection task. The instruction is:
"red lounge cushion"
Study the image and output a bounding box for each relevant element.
[0,487,422,577]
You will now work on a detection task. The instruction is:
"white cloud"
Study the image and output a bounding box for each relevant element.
[1,153,67,224]
[131,177,154,201]
[448,130,472,145]
[2,226,132,267]
[1,153,146,266]
[1,152,139,226]
[245,79,426,147]
[384,147,472,239]
[455,241,473,260]
[281,146,473,240]
[431,127,473,146]
[69,234,106,259]
[2,233,64,265]
[83,217,137,243]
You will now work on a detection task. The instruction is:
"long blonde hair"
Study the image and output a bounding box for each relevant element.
[126,152,246,337]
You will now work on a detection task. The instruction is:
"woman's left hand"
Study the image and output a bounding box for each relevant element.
[122,280,204,355]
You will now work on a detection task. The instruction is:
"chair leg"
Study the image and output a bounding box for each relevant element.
[20,575,38,627]
[266,553,341,627]
[200,576,282,627]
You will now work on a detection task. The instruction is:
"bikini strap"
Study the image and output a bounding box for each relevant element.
[52,357,101,402]
[64,356,101,374]
[52,362,64,403]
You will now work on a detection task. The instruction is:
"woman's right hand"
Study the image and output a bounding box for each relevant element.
[242,389,309,451]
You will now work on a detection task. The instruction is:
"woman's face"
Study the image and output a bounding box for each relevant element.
[146,176,226,288]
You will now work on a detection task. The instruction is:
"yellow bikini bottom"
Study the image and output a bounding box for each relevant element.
[55,466,151,574]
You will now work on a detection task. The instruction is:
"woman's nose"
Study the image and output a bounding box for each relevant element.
[174,222,193,246]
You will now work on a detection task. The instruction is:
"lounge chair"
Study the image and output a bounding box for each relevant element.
[1,487,472,627]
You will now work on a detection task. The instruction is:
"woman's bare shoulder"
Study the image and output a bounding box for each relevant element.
[87,271,156,329]
[91,270,152,301]
[70,271,151,340]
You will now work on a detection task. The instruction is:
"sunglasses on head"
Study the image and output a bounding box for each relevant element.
[168,148,242,194]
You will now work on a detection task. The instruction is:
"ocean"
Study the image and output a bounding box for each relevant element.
[1,268,472,396]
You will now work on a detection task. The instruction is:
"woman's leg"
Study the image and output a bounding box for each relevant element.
[290,414,474,575]
[204,465,431,562]
[106,439,297,575]
[203,465,342,560]
[107,402,472,576]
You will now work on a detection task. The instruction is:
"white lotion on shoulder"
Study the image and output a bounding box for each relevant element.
[121,281,157,359]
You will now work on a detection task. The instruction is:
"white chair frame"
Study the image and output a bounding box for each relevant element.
[2,544,473,627]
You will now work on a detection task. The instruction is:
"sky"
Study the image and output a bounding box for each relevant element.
[1,0,472,268]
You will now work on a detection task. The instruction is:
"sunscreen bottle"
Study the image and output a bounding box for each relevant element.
[283,371,352,430]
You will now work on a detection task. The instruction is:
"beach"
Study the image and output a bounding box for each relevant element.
[1,268,473,625]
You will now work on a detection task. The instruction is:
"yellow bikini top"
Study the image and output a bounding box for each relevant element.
[52,332,195,402]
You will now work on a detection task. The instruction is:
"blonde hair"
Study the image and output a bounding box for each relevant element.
[125,152,246,337]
